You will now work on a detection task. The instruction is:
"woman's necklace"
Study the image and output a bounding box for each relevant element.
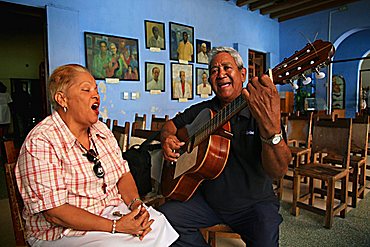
[80,135,107,194]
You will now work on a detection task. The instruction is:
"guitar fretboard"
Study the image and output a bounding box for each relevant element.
[192,94,247,147]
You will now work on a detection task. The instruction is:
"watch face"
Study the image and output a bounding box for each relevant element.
[272,136,281,145]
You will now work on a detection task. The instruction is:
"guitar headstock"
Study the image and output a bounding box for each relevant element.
[272,40,335,85]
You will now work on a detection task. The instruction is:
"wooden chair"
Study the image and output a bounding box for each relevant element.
[150,114,169,131]
[3,140,27,246]
[291,118,352,228]
[99,117,112,129]
[275,112,313,200]
[129,129,164,208]
[286,112,313,180]
[133,113,147,129]
[200,224,242,247]
[322,115,369,207]
[112,122,130,152]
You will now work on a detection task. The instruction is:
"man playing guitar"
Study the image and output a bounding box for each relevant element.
[159,47,292,247]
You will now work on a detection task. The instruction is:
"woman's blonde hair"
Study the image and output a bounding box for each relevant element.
[48,64,90,110]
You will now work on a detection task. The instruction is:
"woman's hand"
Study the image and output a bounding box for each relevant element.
[116,206,154,240]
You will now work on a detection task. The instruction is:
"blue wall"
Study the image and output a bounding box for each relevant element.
[280,0,370,117]
[5,0,370,122]
[4,0,279,126]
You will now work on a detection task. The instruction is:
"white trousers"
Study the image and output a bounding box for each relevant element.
[29,203,179,247]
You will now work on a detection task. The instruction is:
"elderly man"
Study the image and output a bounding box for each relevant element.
[159,47,291,247]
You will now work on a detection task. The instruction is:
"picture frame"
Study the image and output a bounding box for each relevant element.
[145,62,165,92]
[332,75,345,109]
[84,32,140,81]
[169,22,194,62]
[144,20,165,50]
[196,68,212,97]
[196,39,211,64]
[171,63,193,100]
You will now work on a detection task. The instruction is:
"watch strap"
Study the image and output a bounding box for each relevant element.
[260,132,283,145]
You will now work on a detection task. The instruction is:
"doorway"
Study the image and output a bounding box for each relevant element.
[0,2,48,145]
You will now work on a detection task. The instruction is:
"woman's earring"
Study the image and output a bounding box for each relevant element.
[63,107,67,113]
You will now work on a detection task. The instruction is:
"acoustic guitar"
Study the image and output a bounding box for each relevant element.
[161,40,335,202]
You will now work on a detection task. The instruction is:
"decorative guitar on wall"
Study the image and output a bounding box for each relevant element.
[161,40,335,202]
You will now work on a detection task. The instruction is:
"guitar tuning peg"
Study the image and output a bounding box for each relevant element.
[288,79,299,90]
[301,74,312,85]
[314,68,325,79]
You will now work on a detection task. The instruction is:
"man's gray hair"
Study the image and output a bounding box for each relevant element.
[208,47,244,69]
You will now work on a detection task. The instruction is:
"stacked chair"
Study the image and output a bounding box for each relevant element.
[291,118,352,228]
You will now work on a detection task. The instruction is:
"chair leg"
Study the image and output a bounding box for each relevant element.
[308,177,315,205]
[325,179,335,229]
[340,174,349,219]
[359,163,366,199]
[351,166,359,208]
[291,172,300,216]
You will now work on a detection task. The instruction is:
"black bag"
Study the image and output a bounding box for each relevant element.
[122,131,161,196]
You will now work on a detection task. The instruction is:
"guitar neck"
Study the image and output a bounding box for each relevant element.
[186,40,334,151]
[192,94,247,147]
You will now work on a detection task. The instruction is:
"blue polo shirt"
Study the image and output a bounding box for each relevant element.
[172,97,280,213]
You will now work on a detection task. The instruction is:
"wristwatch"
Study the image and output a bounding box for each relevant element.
[260,132,283,145]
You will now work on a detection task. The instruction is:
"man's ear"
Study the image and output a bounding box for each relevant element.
[240,67,247,82]
[55,91,66,108]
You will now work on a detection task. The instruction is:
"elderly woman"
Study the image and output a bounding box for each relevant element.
[15,64,178,246]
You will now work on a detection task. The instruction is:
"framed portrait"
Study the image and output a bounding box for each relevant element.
[196,39,211,65]
[84,32,140,81]
[144,20,165,50]
[196,68,212,97]
[169,22,194,62]
[171,63,193,100]
[332,75,345,109]
[145,62,165,92]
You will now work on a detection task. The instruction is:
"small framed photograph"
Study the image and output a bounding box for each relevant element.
[196,68,212,97]
[196,39,211,64]
[171,63,193,100]
[144,20,165,50]
[169,22,194,62]
[145,62,165,92]
[84,32,140,81]
[332,75,345,109]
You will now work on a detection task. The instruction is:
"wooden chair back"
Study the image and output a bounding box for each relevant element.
[351,115,369,156]
[287,112,313,148]
[311,118,352,169]
[112,122,130,152]
[150,114,169,131]
[3,140,27,246]
[134,113,147,130]
[99,117,112,129]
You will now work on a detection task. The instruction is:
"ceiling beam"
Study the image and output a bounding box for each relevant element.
[260,0,314,15]
[277,0,358,22]
[249,0,276,11]
[236,0,259,7]
[271,0,341,19]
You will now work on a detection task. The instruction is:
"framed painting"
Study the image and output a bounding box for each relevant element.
[196,39,211,64]
[145,62,165,92]
[144,20,165,50]
[171,63,193,100]
[196,68,212,97]
[332,75,345,109]
[84,32,140,81]
[169,22,194,62]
